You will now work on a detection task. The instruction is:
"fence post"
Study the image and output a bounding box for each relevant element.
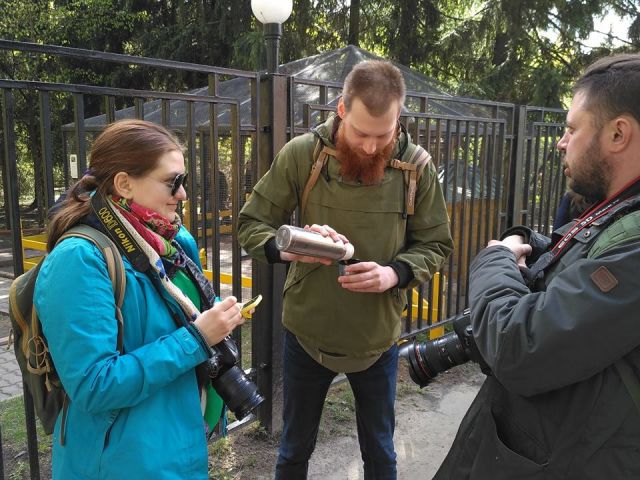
[253,72,287,434]
[508,105,527,228]
[3,89,41,479]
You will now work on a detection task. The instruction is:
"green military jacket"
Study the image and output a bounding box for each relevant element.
[238,115,453,357]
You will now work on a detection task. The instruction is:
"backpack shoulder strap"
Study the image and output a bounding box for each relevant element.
[300,137,337,220]
[588,208,640,259]
[59,225,126,352]
[300,139,431,217]
[389,144,432,215]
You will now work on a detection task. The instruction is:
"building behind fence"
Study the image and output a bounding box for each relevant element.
[0,40,566,480]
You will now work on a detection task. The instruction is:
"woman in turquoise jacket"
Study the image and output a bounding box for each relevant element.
[34,119,246,479]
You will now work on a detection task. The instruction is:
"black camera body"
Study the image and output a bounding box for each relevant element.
[400,309,489,387]
[207,337,264,420]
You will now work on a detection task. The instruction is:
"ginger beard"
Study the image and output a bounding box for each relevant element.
[335,124,395,185]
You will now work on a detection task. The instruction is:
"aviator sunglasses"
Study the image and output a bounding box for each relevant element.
[152,172,188,196]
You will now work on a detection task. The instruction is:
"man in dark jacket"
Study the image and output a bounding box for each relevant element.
[435,54,640,479]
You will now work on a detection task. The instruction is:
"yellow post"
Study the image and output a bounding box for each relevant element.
[428,272,445,340]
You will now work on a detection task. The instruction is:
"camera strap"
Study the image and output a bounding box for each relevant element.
[90,192,199,331]
[528,176,640,279]
[90,192,151,272]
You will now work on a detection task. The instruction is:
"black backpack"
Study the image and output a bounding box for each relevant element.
[9,224,125,440]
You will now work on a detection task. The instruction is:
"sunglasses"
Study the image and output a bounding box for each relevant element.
[150,172,188,196]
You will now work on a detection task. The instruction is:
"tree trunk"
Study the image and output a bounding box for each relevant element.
[348,0,361,46]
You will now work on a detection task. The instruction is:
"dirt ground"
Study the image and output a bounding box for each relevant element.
[1,362,483,479]
[208,362,485,479]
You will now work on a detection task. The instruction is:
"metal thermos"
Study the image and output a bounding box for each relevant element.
[275,225,354,261]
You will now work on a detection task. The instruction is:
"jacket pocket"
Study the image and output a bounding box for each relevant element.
[98,409,121,473]
[470,408,549,480]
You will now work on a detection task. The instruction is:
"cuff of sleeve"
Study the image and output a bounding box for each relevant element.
[500,225,534,243]
[387,260,414,289]
[265,237,288,264]
[186,323,214,359]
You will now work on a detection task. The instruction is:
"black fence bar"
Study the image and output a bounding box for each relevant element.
[508,106,527,228]
[2,88,42,480]
[0,40,255,78]
[458,120,471,308]
[73,93,87,176]
[229,102,244,361]
[38,92,54,210]
[466,121,481,303]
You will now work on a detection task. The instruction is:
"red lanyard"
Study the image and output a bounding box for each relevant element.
[551,176,640,258]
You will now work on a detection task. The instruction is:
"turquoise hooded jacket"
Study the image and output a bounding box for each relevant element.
[34,226,211,479]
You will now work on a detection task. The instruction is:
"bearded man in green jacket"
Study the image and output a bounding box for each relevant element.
[238,60,452,479]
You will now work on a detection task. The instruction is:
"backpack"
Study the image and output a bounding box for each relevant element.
[300,137,432,219]
[9,224,126,440]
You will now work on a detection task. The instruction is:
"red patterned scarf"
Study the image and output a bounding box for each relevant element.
[111,196,181,257]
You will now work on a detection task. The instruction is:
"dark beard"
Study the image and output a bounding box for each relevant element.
[568,136,610,203]
[335,127,395,185]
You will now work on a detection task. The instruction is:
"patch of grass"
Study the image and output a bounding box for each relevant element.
[415,332,430,342]
[206,420,279,480]
[8,461,29,480]
[244,454,257,468]
[209,437,233,457]
[396,376,423,398]
[0,396,50,449]
[316,382,357,440]
[0,395,53,478]
[0,396,29,445]
[324,383,355,424]
[245,422,269,440]
[207,437,236,479]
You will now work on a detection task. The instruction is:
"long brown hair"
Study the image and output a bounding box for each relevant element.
[47,119,183,250]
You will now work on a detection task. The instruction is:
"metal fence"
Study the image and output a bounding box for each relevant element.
[0,40,566,480]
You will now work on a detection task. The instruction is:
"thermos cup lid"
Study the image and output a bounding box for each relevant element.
[341,242,355,261]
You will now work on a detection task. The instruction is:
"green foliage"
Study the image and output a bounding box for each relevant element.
[0,0,634,220]
[2,0,638,107]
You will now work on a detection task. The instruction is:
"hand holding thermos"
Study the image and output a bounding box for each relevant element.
[275,224,354,264]
[276,224,399,293]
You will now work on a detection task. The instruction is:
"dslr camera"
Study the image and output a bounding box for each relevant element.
[400,309,489,387]
[207,337,264,420]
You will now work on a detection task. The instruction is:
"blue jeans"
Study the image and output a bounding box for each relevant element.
[276,329,398,480]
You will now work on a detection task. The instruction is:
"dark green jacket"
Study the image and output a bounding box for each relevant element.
[237,115,452,356]
[436,198,640,479]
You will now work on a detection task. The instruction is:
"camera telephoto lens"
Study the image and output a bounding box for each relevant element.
[400,332,470,387]
[211,365,265,420]
[400,309,479,387]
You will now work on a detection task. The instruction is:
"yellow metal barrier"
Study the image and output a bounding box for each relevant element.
[200,268,253,290]
[21,232,47,271]
[21,234,444,330]
[182,200,232,235]
[401,272,445,340]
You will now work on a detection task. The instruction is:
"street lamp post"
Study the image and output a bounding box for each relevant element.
[251,0,293,73]
[250,0,293,434]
